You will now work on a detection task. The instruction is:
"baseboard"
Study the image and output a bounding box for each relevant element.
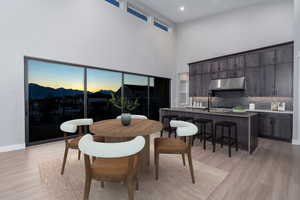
[0,143,25,153]
[292,139,300,145]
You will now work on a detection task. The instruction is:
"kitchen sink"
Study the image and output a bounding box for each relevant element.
[209,108,232,113]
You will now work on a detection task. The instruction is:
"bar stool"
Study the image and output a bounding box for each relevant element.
[193,119,214,150]
[214,121,238,157]
[160,115,178,138]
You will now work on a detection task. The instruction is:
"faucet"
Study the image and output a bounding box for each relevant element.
[207,91,212,112]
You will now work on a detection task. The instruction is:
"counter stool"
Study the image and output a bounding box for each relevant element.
[193,119,214,150]
[214,121,238,157]
[160,115,178,138]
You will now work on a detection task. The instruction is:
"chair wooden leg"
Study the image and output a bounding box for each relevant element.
[127,178,134,200]
[135,177,139,191]
[101,181,104,188]
[187,151,195,184]
[160,130,163,137]
[181,153,186,166]
[155,152,159,180]
[61,146,69,175]
[221,127,224,148]
[83,175,92,200]
[78,150,81,160]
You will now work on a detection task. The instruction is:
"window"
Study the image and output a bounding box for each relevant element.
[25,58,170,145]
[26,59,84,144]
[104,0,120,7]
[87,69,122,121]
[123,74,149,116]
[149,77,170,120]
[154,20,169,32]
[178,72,189,105]
[127,6,148,22]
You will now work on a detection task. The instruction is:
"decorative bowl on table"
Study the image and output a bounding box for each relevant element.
[232,106,247,113]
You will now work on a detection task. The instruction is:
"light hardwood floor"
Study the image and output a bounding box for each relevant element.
[0,136,299,200]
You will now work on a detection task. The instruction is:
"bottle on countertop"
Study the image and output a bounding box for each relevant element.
[249,103,255,110]
[278,102,286,111]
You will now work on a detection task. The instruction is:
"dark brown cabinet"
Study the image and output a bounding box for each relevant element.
[275,63,293,97]
[189,42,293,97]
[258,113,293,142]
[261,65,275,96]
[245,52,260,68]
[211,61,219,73]
[276,44,293,64]
[245,67,262,96]
[201,74,211,96]
[261,48,276,65]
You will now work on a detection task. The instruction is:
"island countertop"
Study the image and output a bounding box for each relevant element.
[160,107,259,154]
[161,107,258,118]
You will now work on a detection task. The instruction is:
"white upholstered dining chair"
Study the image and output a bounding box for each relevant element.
[60,119,104,175]
[79,134,145,200]
[116,115,148,120]
[154,120,198,183]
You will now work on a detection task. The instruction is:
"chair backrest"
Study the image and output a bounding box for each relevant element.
[170,120,198,137]
[60,119,93,133]
[79,134,145,158]
[116,115,148,120]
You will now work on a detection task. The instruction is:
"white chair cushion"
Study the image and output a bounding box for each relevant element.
[60,118,93,133]
[79,134,145,158]
[170,120,198,137]
[116,115,148,120]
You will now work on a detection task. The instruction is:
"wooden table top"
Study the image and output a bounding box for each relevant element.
[90,119,162,137]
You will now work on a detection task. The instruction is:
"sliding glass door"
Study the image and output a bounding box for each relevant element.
[26,59,84,144]
[123,74,149,116]
[25,57,170,145]
[87,69,122,121]
[149,77,170,120]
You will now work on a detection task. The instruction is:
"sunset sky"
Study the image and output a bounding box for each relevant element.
[28,59,152,93]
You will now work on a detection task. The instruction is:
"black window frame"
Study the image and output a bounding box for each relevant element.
[24,56,171,146]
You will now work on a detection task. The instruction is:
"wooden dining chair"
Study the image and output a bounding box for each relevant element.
[79,134,145,200]
[116,115,148,119]
[154,120,198,183]
[60,119,104,175]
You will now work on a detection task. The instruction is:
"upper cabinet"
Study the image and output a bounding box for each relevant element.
[188,42,293,97]
[261,48,276,65]
[245,52,260,68]
[276,44,293,64]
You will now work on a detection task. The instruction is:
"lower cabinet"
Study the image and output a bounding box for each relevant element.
[258,113,292,142]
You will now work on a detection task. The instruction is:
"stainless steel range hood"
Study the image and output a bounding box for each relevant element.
[209,77,245,91]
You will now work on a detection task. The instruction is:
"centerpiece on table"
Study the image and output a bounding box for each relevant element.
[110,93,140,126]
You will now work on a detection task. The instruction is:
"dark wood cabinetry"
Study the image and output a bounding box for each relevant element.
[189,42,293,97]
[245,67,262,96]
[275,63,293,97]
[258,113,293,142]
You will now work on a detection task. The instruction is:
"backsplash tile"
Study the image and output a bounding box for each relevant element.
[193,96,293,110]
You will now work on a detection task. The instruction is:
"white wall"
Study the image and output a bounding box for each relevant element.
[0,0,176,148]
[293,0,300,144]
[175,0,294,74]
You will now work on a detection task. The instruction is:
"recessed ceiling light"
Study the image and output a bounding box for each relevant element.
[180,6,185,11]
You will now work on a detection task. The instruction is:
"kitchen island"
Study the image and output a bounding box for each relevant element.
[160,107,259,154]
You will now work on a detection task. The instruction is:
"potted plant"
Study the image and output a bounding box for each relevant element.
[110,93,140,126]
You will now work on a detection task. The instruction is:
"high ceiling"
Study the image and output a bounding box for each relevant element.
[129,0,281,23]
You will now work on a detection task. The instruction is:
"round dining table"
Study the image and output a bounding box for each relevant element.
[90,118,163,169]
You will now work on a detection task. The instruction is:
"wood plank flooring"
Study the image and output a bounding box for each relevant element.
[0,136,299,200]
